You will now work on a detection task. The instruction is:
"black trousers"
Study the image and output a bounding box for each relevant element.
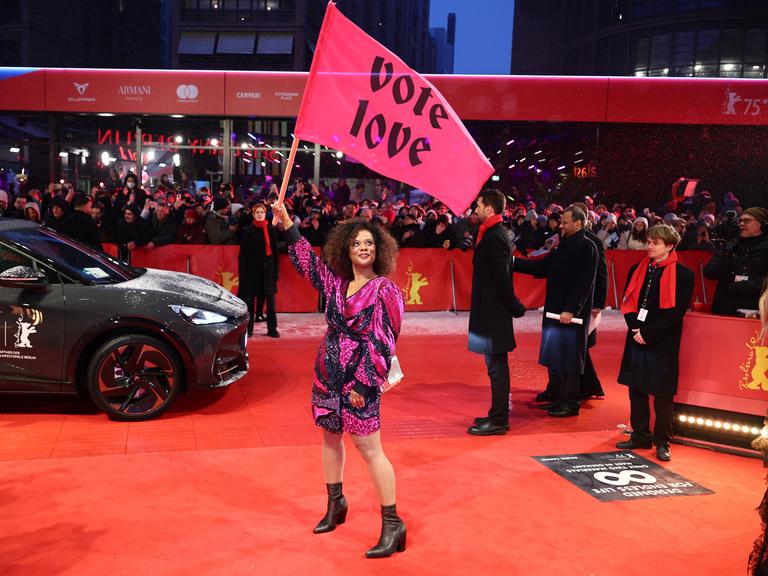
[629,387,674,446]
[246,294,277,335]
[578,350,602,393]
[485,353,510,424]
[550,369,580,409]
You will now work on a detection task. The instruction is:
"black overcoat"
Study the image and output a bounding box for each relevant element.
[514,229,597,373]
[468,222,520,354]
[238,224,279,298]
[618,261,694,396]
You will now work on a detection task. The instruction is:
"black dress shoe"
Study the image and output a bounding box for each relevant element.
[616,438,652,450]
[548,405,580,418]
[538,401,561,411]
[467,421,508,436]
[266,330,280,338]
[656,444,671,461]
[579,388,605,400]
[473,417,510,430]
[535,390,557,402]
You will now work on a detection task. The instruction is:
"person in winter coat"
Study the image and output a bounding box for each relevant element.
[147,202,178,248]
[205,197,237,245]
[466,190,525,436]
[44,196,70,232]
[704,207,768,316]
[618,217,649,250]
[513,206,598,418]
[177,208,207,244]
[616,224,694,462]
[238,202,280,338]
[62,193,102,251]
[114,204,151,262]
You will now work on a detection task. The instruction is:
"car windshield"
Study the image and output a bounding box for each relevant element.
[1,226,142,285]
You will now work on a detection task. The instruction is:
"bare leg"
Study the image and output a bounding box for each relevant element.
[350,431,396,506]
[322,429,345,483]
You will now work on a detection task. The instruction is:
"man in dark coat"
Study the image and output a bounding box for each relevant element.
[616,224,694,461]
[514,206,598,417]
[62,193,102,251]
[704,206,768,316]
[238,202,280,338]
[467,190,525,436]
[147,203,178,248]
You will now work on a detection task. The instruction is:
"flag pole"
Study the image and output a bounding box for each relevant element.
[276,136,300,207]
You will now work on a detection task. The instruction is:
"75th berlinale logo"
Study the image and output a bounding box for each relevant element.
[402,262,429,305]
[739,329,768,391]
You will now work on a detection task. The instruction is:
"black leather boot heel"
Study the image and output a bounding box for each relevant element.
[313,482,348,534]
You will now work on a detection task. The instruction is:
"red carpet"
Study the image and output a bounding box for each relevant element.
[0,312,762,575]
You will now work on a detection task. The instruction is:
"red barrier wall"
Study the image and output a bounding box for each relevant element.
[109,245,715,313]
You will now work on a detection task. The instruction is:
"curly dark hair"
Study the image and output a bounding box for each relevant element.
[322,218,399,280]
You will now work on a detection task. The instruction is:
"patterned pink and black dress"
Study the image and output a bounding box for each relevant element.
[286,227,404,436]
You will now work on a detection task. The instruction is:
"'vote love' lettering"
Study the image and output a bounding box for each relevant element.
[349,56,448,167]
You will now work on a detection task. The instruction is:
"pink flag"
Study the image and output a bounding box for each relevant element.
[294,2,494,215]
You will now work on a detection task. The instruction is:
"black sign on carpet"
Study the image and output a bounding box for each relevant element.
[533,450,714,502]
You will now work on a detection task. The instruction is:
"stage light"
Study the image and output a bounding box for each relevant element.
[101,152,110,164]
[723,422,732,430]
[534,150,543,155]
[575,150,583,155]
[714,421,722,428]
[695,417,704,425]
[557,165,566,170]
[335,151,343,159]
[81,155,87,165]
[519,157,526,162]
[679,415,688,423]
[170,114,185,118]
[175,135,184,144]
[173,153,181,166]
[491,175,500,182]
[574,159,583,164]
[705,419,713,427]
[506,139,515,145]
[59,151,68,158]
[508,164,516,169]
[496,150,502,155]
[241,142,249,149]
[9,146,20,153]
[145,149,155,161]
[210,138,219,147]
[538,158,546,162]
[752,427,761,435]
[260,161,266,167]
[97,112,115,117]
[723,63,735,71]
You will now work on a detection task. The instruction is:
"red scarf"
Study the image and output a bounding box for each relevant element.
[253,219,272,256]
[620,252,678,314]
[476,214,503,245]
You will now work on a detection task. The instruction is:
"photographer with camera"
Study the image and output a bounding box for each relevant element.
[704,206,768,316]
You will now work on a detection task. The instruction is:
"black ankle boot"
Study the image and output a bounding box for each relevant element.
[313,482,348,534]
[366,504,406,558]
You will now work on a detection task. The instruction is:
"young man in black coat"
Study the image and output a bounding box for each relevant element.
[617,224,694,462]
[514,206,598,418]
[238,202,280,338]
[467,190,525,436]
[62,193,102,251]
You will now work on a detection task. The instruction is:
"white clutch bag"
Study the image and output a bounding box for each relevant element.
[380,355,404,393]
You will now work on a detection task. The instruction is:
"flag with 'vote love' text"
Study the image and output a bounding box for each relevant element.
[294,2,494,215]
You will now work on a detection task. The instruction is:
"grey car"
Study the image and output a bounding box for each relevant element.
[0,219,249,420]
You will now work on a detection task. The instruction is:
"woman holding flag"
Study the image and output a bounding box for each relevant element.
[615,224,694,462]
[273,203,407,558]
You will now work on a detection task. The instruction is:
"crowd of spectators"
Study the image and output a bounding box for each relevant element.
[0,174,748,259]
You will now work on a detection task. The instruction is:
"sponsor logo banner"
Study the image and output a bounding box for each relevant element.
[534,451,714,502]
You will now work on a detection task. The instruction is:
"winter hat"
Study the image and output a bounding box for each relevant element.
[536,215,548,225]
[663,213,677,224]
[743,207,768,226]
[25,202,41,220]
[212,197,229,212]
[700,213,716,226]
[633,216,649,228]
[230,202,244,215]
[525,209,537,221]
[602,213,617,224]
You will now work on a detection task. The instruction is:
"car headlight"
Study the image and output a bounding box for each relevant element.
[170,305,230,325]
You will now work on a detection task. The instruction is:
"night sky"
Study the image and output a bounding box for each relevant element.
[429,0,515,75]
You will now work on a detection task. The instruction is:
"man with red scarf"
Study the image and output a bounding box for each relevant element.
[616,224,694,461]
[467,189,525,436]
[238,201,280,338]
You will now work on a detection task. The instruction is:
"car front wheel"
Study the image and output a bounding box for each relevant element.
[87,334,182,421]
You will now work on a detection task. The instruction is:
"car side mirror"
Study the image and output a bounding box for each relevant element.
[0,266,49,291]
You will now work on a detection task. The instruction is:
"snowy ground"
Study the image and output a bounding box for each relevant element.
[253,309,628,340]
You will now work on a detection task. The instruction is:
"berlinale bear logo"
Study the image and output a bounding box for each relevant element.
[14,315,37,349]
[403,262,429,306]
[739,329,768,391]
